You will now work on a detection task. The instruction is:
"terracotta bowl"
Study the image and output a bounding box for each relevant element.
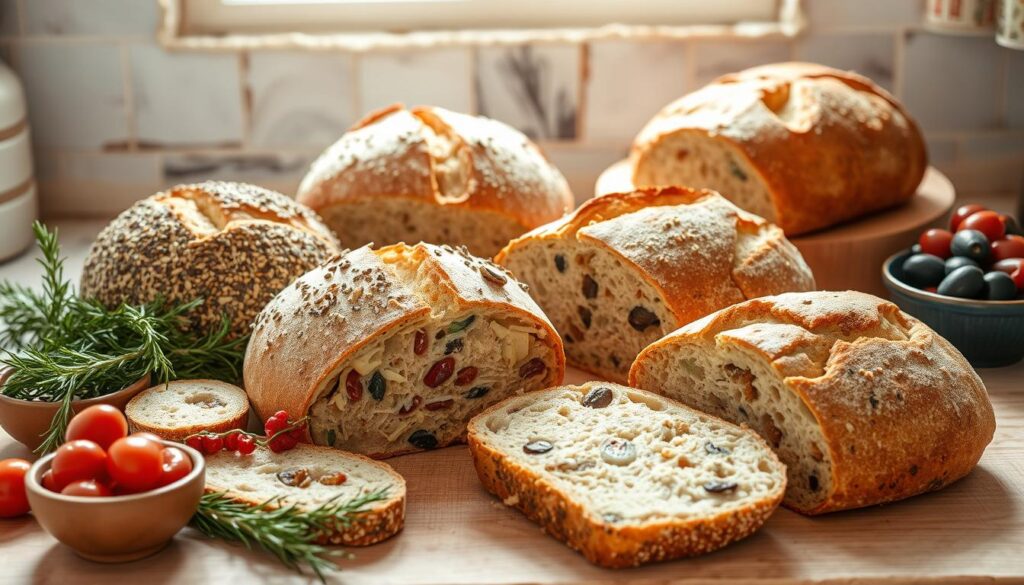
[0,369,151,450]
[25,440,205,563]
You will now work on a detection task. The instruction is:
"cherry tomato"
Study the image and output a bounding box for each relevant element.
[61,479,112,498]
[106,436,164,493]
[130,432,163,443]
[959,210,1006,242]
[991,235,1024,262]
[1013,268,1024,291]
[40,469,60,493]
[201,434,224,454]
[156,447,193,487]
[994,258,1024,274]
[64,405,128,450]
[52,440,108,489]
[918,229,954,259]
[236,435,256,455]
[0,459,31,517]
[951,204,987,231]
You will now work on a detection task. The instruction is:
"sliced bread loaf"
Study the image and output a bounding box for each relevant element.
[126,379,250,440]
[204,443,406,546]
[467,382,786,568]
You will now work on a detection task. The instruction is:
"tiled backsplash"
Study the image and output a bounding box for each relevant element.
[1,0,1022,217]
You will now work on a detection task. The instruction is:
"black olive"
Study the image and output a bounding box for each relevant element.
[554,254,567,273]
[444,338,464,354]
[809,474,820,491]
[408,430,438,450]
[581,386,613,408]
[900,253,945,288]
[577,306,592,329]
[950,229,991,263]
[937,265,985,298]
[703,481,738,493]
[523,440,553,454]
[628,306,660,331]
[368,372,386,401]
[582,275,598,299]
[325,429,336,446]
[465,386,490,399]
[704,442,730,455]
[944,255,979,275]
[984,271,1017,300]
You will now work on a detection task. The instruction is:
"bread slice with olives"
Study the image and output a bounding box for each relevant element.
[204,443,406,546]
[244,242,565,459]
[629,291,996,515]
[495,186,814,383]
[467,382,786,568]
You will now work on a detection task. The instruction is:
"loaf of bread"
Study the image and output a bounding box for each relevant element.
[204,443,406,546]
[125,380,249,441]
[244,242,565,458]
[495,186,814,383]
[81,181,339,338]
[297,104,574,258]
[630,62,927,236]
[629,291,995,515]
[467,382,786,568]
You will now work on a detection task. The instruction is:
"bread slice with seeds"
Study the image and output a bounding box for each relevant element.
[125,379,250,441]
[629,290,996,515]
[467,382,786,568]
[495,186,814,383]
[244,241,565,458]
[204,443,406,546]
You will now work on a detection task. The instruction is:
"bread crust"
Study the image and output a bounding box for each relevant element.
[631,62,927,236]
[244,242,566,458]
[297,104,574,241]
[629,291,996,515]
[467,384,785,568]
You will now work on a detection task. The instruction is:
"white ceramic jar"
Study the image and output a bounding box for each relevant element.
[0,61,35,262]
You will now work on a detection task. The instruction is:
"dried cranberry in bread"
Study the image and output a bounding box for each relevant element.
[244,242,565,458]
[81,181,338,338]
[467,382,786,568]
[629,291,996,515]
[631,62,927,236]
[495,186,814,383]
[297,104,574,258]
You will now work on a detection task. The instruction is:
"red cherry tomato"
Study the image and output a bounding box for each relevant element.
[918,229,954,259]
[156,447,193,487]
[959,210,1006,242]
[40,469,60,493]
[1013,268,1024,291]
[106,436,164,493]
[52,440,108,489]
[64,405,128,450]
[130,432,163,443]
[0,459,31,517]
[991,235,1024,262]
[951,204,987,231]
[994,258,1024,274]
[61,479,112,498]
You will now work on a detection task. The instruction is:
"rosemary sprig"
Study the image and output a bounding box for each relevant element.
[191,488,390,581]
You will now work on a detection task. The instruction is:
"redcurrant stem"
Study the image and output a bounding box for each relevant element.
[184,415,310,447]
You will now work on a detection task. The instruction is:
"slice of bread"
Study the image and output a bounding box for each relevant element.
[126,379,250,440]
[467,382,786,568]
[204,443,406,546]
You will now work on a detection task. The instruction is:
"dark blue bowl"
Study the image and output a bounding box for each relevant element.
[883,250,1024,368]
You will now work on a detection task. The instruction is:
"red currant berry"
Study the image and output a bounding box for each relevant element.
[224,432,241,451]
[264,411,289,436]
[236,435,256,455]
[185,435,204,452]
[201,434,224,454]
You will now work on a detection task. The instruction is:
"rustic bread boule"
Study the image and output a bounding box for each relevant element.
[125,379,249,441]
[80,181,339,338]
[297,104,574,257]
[495,186,815,383]
[467,382,786,568]
[629,290,996,515]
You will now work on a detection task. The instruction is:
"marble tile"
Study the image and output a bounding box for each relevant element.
[358,48,472,114]
[543,144,629,203]
[584,40,688,142]
[794,32,896,91]
[24,0,159,37]
[0,0,20,36]
[1009,50,1024,129]
[162,153,313,197]
[477,44,579,140]
[249,51,354,149]
[692,40,792,88]
[17,43,127,148]
[902,31,1001,132]
[131,44,244,147]
[806,0,922,30]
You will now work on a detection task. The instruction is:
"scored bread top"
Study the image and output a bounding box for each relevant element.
[495,186,815,327]
[244,241,565,427]
[630,62,927,235]
[630,290,996,514]
[297,104,574,231]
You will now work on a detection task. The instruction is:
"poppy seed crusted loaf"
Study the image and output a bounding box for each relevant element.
[80,181,338,338]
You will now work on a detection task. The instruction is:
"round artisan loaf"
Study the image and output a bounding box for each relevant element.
[80,181,339,338]
[244,241,566,459]
[629,290,996,515]
[296,104,574,257]
[630,62,927,236]
[126,379,250,440]
[495,186,815,382]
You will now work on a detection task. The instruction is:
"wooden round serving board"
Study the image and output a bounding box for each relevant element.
[595,159,956,297]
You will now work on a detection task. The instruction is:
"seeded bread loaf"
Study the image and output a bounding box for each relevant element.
[297,104,574,258]
[631,62,927,236]
[467,382,786,568]
[125,380,250,441]
[629,291,995,515]
[81,181,339,338]
[204,443,406,546]
[495,186,814,383]
[244,242,565,459]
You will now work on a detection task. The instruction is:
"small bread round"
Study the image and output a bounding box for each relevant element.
[297,104,574,257]
[80,181,339,338]
[126,379,250,440]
